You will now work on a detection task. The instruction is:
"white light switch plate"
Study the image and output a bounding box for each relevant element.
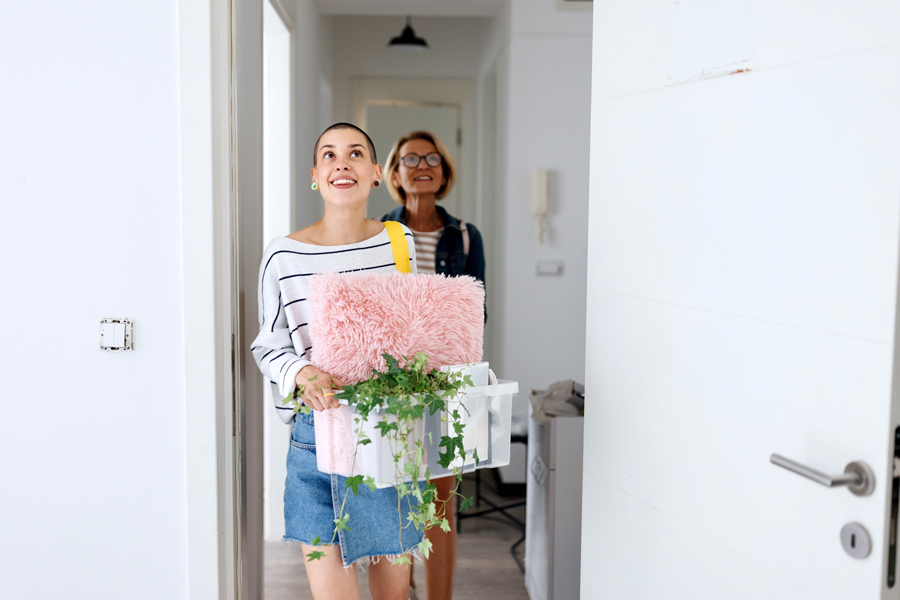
[536,260,564,276]
[100,318,133,351]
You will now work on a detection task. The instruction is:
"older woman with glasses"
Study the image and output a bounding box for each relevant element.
[381,130,485,294]
[381,130,486,600]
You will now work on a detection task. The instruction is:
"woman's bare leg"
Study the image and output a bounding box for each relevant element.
[368,556,412,600]
[301,543,360,600]
[423,477,458,600]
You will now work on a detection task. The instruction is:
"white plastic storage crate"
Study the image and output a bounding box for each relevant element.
[315,362,518,488]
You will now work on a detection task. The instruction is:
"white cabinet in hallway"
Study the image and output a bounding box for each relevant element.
[525,415,584,600]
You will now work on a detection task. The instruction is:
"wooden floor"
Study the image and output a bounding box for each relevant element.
[265,475,529,600]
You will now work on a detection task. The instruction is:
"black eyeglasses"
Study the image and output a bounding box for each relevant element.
[400,152,443,168]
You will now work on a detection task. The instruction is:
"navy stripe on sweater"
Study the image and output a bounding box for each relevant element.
[271,293,282,332]
[281,359,302,389]
[268,351,288,365]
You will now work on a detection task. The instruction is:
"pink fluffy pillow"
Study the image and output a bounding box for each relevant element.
[308,272,484,382]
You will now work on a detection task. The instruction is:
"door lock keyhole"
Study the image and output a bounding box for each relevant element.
[841,523,871,559]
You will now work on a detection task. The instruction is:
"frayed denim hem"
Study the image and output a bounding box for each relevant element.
[353,550,421,569]
[283,536,420,569]
[283,534,334,547]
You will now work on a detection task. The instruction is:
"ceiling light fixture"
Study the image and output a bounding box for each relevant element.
[388,16,429,52]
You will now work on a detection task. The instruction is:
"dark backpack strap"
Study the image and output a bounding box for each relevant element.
[460,221,469,257]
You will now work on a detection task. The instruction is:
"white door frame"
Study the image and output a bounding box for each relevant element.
[178,0,240,598]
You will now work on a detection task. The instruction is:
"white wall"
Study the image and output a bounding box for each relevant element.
[0,2,188,599]
[294,0,333,228]
[494,13,592,390]
[479,0,593,480]
[263,1,293,246]
[510,0,592,35]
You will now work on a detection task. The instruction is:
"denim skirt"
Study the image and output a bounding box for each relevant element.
[284,410,424,567]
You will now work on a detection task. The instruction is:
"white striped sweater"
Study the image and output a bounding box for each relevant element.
[251,226,418,423]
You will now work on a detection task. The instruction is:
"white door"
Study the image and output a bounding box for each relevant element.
[582,3,900,599]
[363,103,460,221]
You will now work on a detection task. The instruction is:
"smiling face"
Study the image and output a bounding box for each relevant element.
[391,139,447,200]
[310,128,382,209]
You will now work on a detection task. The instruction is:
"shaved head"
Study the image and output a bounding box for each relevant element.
[313,123,377,165]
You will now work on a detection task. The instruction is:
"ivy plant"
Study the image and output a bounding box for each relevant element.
[282,352,477,564]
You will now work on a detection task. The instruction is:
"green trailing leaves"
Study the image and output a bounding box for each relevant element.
[418,538,434,559]
[333,514,350,533]
[281,383,314,415]
[375,421,399,436]
[346,475,365,496]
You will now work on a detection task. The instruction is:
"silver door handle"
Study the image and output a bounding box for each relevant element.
[770,453,875,496]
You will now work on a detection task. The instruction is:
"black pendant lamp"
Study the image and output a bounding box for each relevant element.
[388,16,429,52]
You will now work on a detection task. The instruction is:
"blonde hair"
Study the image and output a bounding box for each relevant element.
[384,131,457,205]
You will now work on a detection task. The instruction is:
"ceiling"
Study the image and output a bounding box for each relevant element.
[313,0,504,17]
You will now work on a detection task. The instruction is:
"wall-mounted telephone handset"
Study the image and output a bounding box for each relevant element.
[532,169,550,244]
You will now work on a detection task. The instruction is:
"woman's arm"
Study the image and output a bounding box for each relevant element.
[250,252,312,401]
